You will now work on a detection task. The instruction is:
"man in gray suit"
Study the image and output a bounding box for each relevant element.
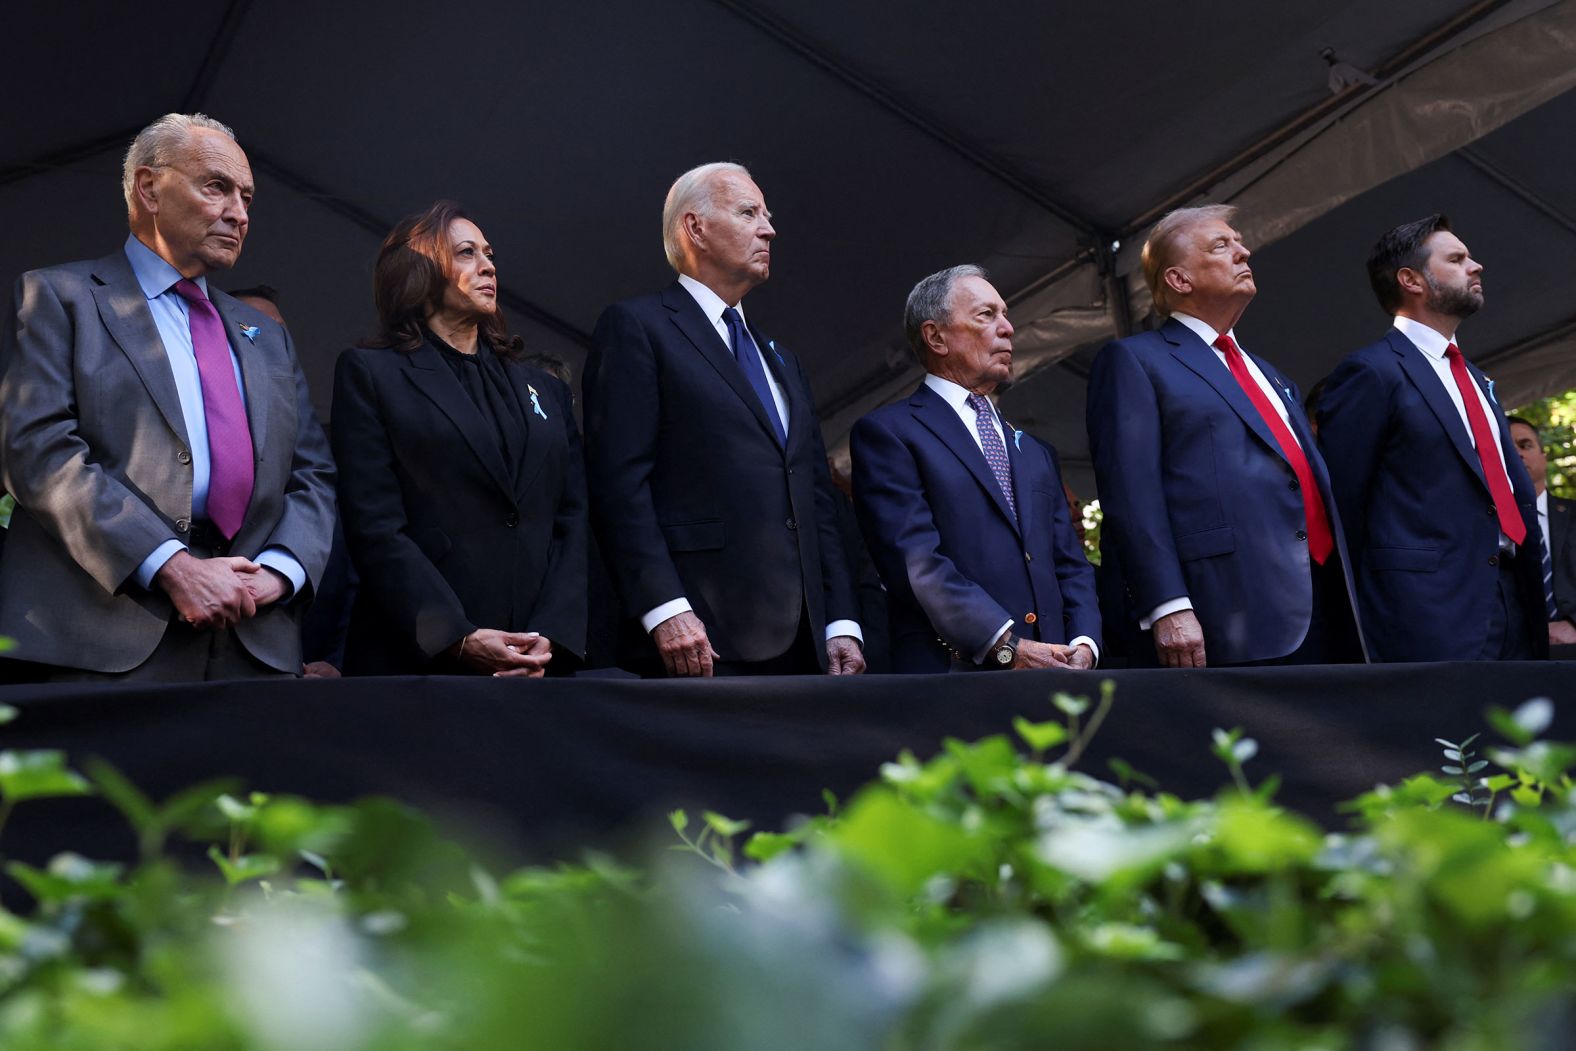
[0,113,335,680]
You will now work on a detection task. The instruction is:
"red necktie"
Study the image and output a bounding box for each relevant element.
[1215,334,1333,564]
[173,279,254,539]
[1445,343,1525,545]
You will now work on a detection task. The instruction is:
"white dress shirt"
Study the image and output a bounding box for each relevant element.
[924,374,1097,664]
[639,275,860,647]
[1392,315,1513,549]
[1141,314,1302,630]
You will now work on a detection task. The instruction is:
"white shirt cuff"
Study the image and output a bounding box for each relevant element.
[973,619,1017,664]
[1141,597,1193,631]
[642,597,694,634]
[824,619,863,645]
[256,547,306,603]
[136,539,186,591]
[1068,635,1100,666]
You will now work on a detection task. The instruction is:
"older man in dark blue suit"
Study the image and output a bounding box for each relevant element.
[1319,215,1545,662]
[584,163,862,677]
[1086,205,1363,667]
[852,266,1099,673]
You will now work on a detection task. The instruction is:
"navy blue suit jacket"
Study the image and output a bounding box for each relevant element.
[1086,318,1363,665]
[850,383,1099,673]
[584,281,857,669]
[1317,328,1547,662]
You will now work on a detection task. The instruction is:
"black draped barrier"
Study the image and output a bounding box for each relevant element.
[1,664,1573,871]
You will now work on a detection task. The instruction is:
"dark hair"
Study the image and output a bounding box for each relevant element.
[228,284,280,304]
[1303,377,1328,417]
[1367,213,1451,315]
[522,353,572,386]
[366,200,522,356]
[1506,415,1539,435]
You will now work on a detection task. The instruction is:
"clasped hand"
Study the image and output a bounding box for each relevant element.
[453,629,552,677]
[155,551,287,630]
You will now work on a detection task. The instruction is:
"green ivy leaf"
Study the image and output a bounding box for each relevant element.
[216,793,257,823]
[1013,717,1069,754]
[6,854,124,905]
[702,811,750,838]
[1051,692,1091,717]
[667,809,688,834]
[0,750,92,803]
[743,831,797,863]
[0,704,18,726]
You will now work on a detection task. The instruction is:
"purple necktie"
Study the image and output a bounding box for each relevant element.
[173,279,253,539]
[967,393,1016,520]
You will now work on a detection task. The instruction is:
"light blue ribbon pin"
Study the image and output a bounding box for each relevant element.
[527,384,548,420]
[238,324,260,343]
[1013,429,1023,450]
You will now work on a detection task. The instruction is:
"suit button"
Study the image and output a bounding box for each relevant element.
[175,518,190,533]
[1295,529,1307,541]
[1024,612,1038,624]
[505,512,519,527]
[1288,478,1299,491]
[1489,555,1499,566]
[786,518,797,530]
[1487,506,1497,516]
[176,448,191,465]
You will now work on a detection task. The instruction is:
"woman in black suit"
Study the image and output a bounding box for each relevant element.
[332,200,586,675]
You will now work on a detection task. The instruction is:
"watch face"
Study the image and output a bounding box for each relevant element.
[995,646,1013,665]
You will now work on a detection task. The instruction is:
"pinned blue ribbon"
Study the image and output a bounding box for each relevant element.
[527,384,548,420]
[238,324,260,344]
[1486,376,1498,405]
[1013,429,1024,450]
[767,339,785,367]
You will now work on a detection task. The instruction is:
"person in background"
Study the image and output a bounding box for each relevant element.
[332,200,586,676]
[228,284,285,326]
[0,113,334,681]
[1507,415,1576,648]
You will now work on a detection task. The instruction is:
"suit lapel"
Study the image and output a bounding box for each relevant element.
[401,343,514,497]
[506,364,550,496]
[1387,330,1488,491]
[1553,497,1572,558]
[1163,318,1285,465]
[661,283,784,452]
[751,319,800,453]
[911,384,1020,536]
[89,253,188,446]
[209,292,269,466]
[1001,418,1035,538]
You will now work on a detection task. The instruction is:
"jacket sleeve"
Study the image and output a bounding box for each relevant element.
[330,348,473,659]
[852,411,1012,657]
[1085,338,1188,617]
[0,271,178,593]
[582,302,688,618]
[794,354,860,629]
[1038,439,1101,651]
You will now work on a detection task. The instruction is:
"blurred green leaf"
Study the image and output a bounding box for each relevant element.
[742,831,796,863]
[0,750,92,802]
[206,845,280,886]
[668,809,688,834]
[1013,717,1068,755]
[831,787,984,897]
[701,811,750,838]
[1051,692,1090,717]
[0,704,17,726]
[1488,741,1576,784]
[7,854,124,904]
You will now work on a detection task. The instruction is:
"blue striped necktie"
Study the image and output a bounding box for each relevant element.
[1542,531,1559,620]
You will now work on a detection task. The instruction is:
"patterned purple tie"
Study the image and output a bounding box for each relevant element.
[173,279,253,538]
[967,393,1016,519]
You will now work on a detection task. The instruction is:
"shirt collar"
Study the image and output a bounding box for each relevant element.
[1170,312,1238,351]
[677,273,743,326]
[1538,489,1549,517]
[124,235,208,301]
[1392,315,1457,360]
[925,373,993,413]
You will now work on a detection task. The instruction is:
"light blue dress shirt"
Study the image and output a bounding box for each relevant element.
[125,237,305,598]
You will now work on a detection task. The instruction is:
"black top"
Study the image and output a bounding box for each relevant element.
[425,328,527,476]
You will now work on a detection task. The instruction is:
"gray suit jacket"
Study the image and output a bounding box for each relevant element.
[0,249,335,673]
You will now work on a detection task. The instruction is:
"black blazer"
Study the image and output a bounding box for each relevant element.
[583,281,858,669]
[331,341,587,674]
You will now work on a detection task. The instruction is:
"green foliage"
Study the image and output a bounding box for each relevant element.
[1512,388,1576,496]
[0,686,1572,1049]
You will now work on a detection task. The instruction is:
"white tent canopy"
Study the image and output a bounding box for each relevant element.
[3,0,1573,496]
